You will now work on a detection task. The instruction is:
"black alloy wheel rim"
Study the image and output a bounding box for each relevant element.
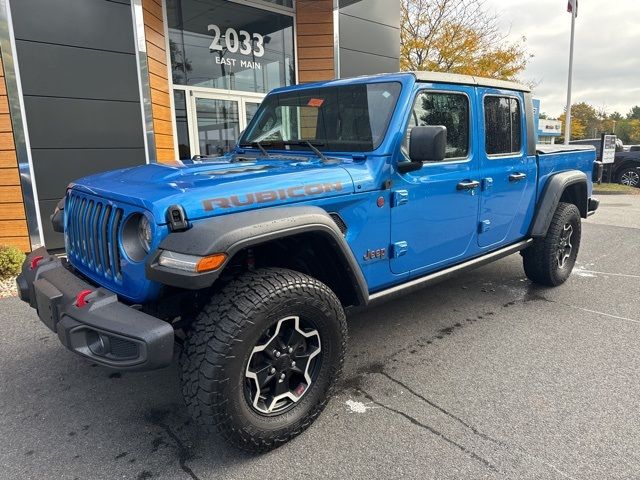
[557,223,573,268]
[244,316,322,415]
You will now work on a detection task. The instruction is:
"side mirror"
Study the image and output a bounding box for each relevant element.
[409,125,447,163]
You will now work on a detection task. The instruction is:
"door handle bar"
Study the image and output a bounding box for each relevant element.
[509,173,527,182]
[456,180,480,191]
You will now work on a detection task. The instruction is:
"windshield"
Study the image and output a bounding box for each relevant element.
[240,82,401,152]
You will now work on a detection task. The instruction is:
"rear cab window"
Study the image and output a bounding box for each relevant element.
[484,96,522,156]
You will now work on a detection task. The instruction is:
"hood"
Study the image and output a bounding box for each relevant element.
[70,155,356,224]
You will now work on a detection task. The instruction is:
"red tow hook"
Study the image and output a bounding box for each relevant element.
[29,255,44,270]
[75,289,93,308]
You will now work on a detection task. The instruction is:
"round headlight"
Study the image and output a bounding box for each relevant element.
[122,213,153,262]
[138,215,152,253]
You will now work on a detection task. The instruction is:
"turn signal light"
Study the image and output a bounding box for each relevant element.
[196,253,227,273]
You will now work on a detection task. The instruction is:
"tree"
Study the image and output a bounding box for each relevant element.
[617,119,640,144]
[567,102,599,138]
[627,106,640,120]
[400,0,530,81]
[558,111,586,142]
[610,111,623,121]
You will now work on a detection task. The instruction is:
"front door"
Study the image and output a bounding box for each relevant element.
[188,91,265,157]
[477,90,536,248]
[390,86,481,276]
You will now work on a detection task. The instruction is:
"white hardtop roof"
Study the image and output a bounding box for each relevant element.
[411,71,531,93]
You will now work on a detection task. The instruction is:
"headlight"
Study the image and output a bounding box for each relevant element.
[122,213,153,262]
[138,215,152,252]
[158,251,227,273]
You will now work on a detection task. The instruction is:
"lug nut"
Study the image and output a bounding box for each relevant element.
[275,351,281,358]
[288,347,293,354]
[280,373,286,380]
[269,367,276,374]
[291,361,296,367]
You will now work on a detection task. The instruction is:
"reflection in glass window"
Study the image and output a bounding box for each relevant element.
[173,90,191,160]
[404,92,469,159]
[242,82,401,152]
[245,102,261,125]
[166,0,295,93]
[195,98,240,156]
[484,96,522,155]
[259,0,294,8]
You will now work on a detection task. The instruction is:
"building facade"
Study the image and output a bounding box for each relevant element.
[0,0,400,251]
[533,98,562,144]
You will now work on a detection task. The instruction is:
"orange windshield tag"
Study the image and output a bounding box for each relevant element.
[307,98,324,107]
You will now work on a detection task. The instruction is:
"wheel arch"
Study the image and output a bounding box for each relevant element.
[530,170,588,237]
[147,206,368,307]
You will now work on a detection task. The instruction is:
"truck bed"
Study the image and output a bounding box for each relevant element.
[537,144,595,155]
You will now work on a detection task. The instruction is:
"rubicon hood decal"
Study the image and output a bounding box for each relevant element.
[69,158,356,222]
[203,182,344,210]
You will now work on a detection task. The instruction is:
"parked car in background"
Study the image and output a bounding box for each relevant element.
[570,138,640,187]
[612,150,640,187]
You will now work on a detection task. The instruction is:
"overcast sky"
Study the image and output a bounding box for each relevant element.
[485,0,640,118]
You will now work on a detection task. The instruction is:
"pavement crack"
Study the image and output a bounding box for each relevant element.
[158,423,200,480]
[379,371,504,446]
[145,407,200,480]
[360,389,498,472]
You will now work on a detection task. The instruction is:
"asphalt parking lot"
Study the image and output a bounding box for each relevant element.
[1,194,639,480]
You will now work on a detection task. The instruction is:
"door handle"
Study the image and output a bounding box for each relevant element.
[509,172,527,182]
[456,180,480,191]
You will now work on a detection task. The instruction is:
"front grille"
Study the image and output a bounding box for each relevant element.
[66,192,124,282]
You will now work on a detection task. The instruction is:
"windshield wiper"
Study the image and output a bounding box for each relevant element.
[239,141,271,158]
[283,140,328,163]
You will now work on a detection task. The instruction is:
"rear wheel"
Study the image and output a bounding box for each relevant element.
[523,202,581,286]
[617,167,640,187]
[180,268,346,453]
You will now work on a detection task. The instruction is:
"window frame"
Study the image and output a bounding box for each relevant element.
[402,88,473,164]
[483,94,524,158]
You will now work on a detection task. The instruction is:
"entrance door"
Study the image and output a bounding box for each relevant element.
[187,91,265,157]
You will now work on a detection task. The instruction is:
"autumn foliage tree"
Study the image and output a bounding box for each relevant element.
[400,0,530,80]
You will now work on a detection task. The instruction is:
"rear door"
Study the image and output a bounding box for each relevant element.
[477,90,537,248]
[390,85,481,275]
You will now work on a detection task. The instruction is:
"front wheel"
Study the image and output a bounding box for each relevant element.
[180,268,347,453]
[523,202,582,286]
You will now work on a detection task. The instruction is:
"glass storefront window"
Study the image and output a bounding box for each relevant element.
[167,0,296,94]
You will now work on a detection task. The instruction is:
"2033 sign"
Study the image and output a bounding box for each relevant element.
[208,24,265,58]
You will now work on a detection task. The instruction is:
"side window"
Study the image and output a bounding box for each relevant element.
[484,96,522,155]
[403,91,470,160]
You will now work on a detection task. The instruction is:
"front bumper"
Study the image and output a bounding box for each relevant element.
[17,247,174,371]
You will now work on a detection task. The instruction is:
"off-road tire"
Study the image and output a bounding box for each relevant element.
[523,202,581,286]
[180,268,347,453]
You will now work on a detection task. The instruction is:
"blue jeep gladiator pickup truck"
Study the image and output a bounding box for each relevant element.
[17,71,598,452]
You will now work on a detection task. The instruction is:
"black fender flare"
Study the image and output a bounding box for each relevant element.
[530,170,587,237]
[146,206,368,305]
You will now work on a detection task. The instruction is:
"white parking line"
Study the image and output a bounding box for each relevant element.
[564,304,640,325]
[575,269,640,279]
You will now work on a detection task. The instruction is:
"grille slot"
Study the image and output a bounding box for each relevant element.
[66,192,124,283]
